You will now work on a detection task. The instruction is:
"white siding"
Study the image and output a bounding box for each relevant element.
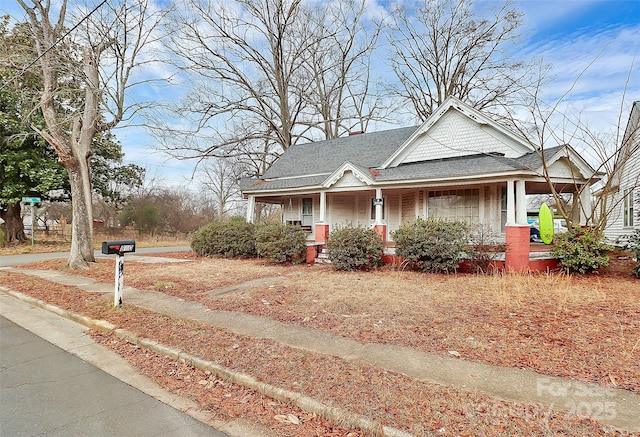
[401,192,416,224]
[604,107,640,241]
[401,111,523,164]
[604,159,640,241]
[283,197,300,222]
[332,171,367,188]
[547,158,580,179]
[386,193,401,240]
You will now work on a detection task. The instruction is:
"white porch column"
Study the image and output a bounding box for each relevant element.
[246,195,256,223]
[580,184,591,226]
[375,188,383,224]
[319,191,326,222]
[506,179,516,225]
[516,180,527,225]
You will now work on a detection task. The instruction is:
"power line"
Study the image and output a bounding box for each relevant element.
[0,0,108,91]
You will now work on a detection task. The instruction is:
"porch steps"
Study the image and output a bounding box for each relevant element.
[315,248,332,264]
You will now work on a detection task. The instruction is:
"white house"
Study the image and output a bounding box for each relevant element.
[602,101,640,243]
[241,97,598,270]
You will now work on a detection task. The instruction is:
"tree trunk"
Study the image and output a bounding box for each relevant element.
[67,159,95,269]
[0,203,27,244]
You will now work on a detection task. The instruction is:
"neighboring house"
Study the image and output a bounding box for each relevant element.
[241,97,598,270]
[602,101,640,242]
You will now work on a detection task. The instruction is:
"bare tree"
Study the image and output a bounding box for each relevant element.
[388,0,537,121]
[297,0,386,140]
[503,65,639,234]
[18,0,168,268]
[160,0,310,163]
[198,158,244,220]
[159,0,388,176]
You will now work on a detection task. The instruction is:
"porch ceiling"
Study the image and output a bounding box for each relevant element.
[526,181,585,195]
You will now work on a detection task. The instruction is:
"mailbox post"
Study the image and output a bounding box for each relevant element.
[101,240,136,307]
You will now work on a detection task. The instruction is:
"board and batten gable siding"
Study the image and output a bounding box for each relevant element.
[399,110,527,165]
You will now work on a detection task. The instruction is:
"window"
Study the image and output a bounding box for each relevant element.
[624,189,634,227]
[302,198,313,227]
[428,189,480,223]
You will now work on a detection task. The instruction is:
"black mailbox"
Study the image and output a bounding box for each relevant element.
[102,240,136,255]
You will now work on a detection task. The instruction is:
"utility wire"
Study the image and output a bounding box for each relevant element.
[0,0,108,91]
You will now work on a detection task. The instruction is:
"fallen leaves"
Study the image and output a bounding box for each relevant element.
[3,254,639,436]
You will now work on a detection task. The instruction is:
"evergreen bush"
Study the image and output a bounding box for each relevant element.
[0,229,6,247]
[391,218,468,273]
[550,227,610,274]
[190,219,256,258]
[326,225,384,271]
[255,222,307,264]
[625,229,640,278]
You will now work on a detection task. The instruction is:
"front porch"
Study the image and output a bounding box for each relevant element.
[250,179,577,272]
[307,240,558,272]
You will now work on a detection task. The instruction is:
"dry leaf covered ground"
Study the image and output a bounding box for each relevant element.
[2,251,639,436]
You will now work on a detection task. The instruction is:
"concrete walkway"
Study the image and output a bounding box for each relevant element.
[2,261,639,433]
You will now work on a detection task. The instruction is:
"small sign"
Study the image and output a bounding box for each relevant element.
[22,197,41,203]
[372,198,384,206]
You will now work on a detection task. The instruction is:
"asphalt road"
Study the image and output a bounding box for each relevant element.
[0,315,227,437]
[0,246,191,267]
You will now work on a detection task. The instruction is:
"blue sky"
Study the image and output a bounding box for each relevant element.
[3,0,639,190]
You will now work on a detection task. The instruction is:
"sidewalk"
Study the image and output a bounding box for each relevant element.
[2,259,639,433]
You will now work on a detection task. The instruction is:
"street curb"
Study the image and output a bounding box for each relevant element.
[1,288,413,437]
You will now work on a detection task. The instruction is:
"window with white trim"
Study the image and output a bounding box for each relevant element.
[623,189,634,227]
[302,198,313,227]
[428,189,480,223]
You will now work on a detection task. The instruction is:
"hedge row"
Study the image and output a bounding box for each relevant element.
[190,219,307,264]
[191,218,623,275]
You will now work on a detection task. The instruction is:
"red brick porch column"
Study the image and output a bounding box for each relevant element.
[315,223,329,244]
[373,224,387,243]
[505,225,530,272]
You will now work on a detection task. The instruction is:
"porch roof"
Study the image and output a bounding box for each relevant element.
[241,146,565,193]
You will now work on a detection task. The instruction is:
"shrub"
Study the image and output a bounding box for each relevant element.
[465,223,503,274]
[550,227,610,274]
[255,222,307,264]
[190,219,256,258]
[391,218,468,273]
[326,225,384,271]
[625,229,640,277]
[0,228,6,247]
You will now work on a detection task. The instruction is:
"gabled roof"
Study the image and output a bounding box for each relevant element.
[261,126,417,179]
[381,97,535,168]
[241,98,597,195]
